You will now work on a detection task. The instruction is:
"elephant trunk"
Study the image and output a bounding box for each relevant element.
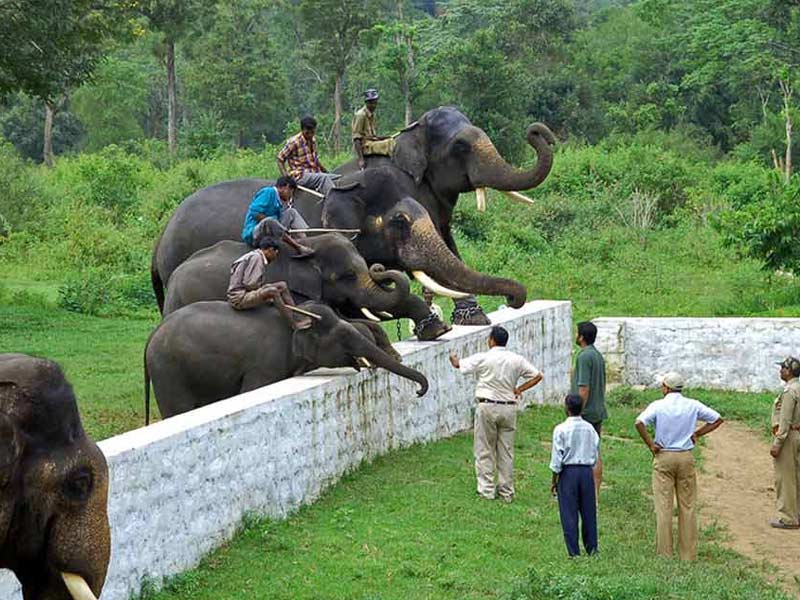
[353,267,410,314]
[399,218,526,308]
[469,123,555,192]
[346,329,428,396]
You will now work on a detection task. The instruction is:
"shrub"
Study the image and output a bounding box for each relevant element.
[0,140,40,236]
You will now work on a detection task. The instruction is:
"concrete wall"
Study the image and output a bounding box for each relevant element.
[0,301,571,600]
[594,317,800,392]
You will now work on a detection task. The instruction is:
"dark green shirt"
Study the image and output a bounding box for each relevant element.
[570,344,607,424]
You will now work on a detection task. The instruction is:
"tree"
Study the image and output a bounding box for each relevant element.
[183,0,290,148]
[299,0,379,153]
[0,0,125,164]
[135,0,210,154]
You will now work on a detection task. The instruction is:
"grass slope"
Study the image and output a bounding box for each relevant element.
[142,399,791,600]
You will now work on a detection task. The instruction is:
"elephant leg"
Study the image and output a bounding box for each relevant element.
[451,296,492,326]
[348,319,401,362]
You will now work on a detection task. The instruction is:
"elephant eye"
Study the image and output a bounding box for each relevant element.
[451,139,471,156]
[64,466,93,502]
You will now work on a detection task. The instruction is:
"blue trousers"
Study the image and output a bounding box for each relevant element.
[557,465,598,556]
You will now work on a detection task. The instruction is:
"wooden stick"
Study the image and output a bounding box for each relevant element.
[286,305,323,320]
[288,228,361,234]
[296,185,325,198]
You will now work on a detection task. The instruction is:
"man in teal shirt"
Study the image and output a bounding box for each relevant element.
[571,321,607,499]
[242,175,313,256]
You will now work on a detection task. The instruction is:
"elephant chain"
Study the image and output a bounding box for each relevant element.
[412,312,440,339]
[451,304,483,323]
[396,319,403,341]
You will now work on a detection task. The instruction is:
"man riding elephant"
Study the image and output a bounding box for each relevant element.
[151,106,555,326]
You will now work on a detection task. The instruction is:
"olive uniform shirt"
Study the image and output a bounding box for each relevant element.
[772,377,800,447]
[570,344,607,425]
[351,106,378,141]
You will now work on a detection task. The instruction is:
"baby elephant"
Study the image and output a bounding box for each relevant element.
[145,301,429,421]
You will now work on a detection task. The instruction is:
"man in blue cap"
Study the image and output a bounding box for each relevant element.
[352,88,395,169]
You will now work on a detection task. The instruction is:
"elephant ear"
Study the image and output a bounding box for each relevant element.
[393,121,427,185]
[287,260,323,302]
[0,387,21,489]
[291,328,319,365]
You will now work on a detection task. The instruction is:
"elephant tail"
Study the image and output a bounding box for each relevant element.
[144,329,155,426]
[151,235,165,314]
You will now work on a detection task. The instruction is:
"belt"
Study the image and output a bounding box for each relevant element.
[771,424,800,434]
[477,398,516,405]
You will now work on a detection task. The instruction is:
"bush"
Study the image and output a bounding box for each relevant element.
[58,268,155,316]
[0,140,41,236]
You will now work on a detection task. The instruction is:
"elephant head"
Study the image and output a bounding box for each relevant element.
[277,234,411,321]
[0,354,110,600]
[324,168,527,308]
[290,303,428,396]
[393,106,555,206]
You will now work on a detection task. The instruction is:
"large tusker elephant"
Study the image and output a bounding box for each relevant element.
[0,354,111,600]
[150,107,555,324]
[145,301,429,420]
[163,233,449,340]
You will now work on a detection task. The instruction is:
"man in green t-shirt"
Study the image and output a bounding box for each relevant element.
[571,321,607,499]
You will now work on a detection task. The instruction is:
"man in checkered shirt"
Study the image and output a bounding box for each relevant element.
[277,115,339,195]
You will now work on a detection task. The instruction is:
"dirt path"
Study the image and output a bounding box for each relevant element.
[698,422,800,596]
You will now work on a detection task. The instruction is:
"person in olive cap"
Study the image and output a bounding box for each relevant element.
[769,356,800,529]
[352,88,395,169]
[635,372,723,560]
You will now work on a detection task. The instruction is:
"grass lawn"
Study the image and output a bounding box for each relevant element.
[141,396,791,600]
[0,303,158,440]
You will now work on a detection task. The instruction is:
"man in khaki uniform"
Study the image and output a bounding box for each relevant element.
[769,356,800,529]
[352,88,395,169]
[449,326,543,503]
[635,372,723,560]
[226,238,311,330]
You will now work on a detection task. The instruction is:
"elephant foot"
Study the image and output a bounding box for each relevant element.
[414,312,451,341]
[451,298,491,326]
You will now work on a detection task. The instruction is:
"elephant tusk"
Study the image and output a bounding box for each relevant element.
[377,311,394,319]
[360,308,382,322]
[357,357,373,369]
[411,271,470,299]
[475,187,487,212]
[497,190,536,205]
[61,573,99,600]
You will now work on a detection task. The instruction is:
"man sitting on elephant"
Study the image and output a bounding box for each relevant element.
[227,237,312,330]
[352,88,395,170]
[277,115,340,195]
[242,175,315,257]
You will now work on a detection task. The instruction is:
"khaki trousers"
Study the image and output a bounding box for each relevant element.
[774,430,800,525]
[652,450,697,560]
[474,402,516,500]
[362,137,396,156]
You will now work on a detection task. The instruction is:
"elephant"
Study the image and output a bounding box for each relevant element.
[163,233,449,341]
[0,353,111,600]
[144,301,429,420]
[150,106,555,324]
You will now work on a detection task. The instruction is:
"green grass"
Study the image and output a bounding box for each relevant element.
[0,302,158,439]
[141,400,793,600]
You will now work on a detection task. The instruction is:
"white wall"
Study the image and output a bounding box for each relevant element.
[0,301,571,600]
[594,317,800,392]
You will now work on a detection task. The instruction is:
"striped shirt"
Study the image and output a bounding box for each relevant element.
[277,133,322,179]
[549,416,600,474]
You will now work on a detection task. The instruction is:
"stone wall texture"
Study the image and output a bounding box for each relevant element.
[594,317,800,392]
[0,301,571,600]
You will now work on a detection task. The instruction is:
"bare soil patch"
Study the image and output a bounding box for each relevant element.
[698,422,800,597]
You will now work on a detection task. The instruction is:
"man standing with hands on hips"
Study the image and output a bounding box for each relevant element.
[635,372,723,560]
[450,326,543,503]
[769,356,800,529]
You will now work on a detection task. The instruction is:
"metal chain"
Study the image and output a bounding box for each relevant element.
[396,319,402,341]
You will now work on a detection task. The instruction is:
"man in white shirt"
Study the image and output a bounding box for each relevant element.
[449,326,543,502]
[550,394,600,556]
[634,372,724,560]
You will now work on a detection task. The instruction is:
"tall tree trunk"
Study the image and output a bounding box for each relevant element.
[43,100,55,167]
[333,70,343,154]
[780,79,793,183]
[397,2,414,125]
[166,37,178,155]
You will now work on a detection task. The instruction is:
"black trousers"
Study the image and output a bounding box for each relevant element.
[557,465,598,556]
